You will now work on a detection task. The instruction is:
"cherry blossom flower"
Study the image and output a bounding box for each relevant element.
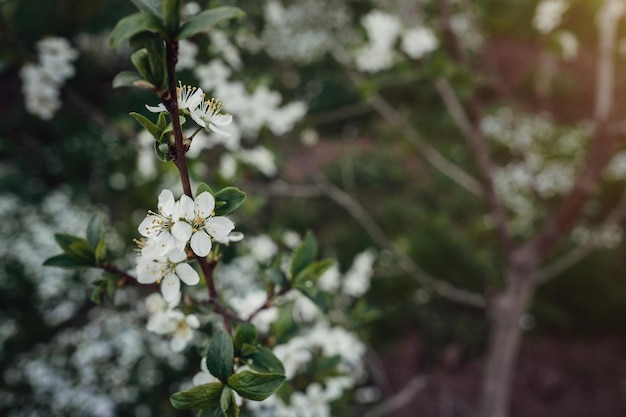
[190,97,233,135]
[136,248,199,302]
[145,292,200,352]
[137,189,185,255]
[171,191,235,257]
[145,82,205,113]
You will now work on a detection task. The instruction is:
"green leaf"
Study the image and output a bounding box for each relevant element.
[86,213,103,247]
[95,236,107,265]
[130,112,162,140]
[43,254,85,268]
[90,282,104,304]
[154,141,171,162]
[198,409,224,417]
[162,0,180,37]
[206,330,234,383]
[228,371,285,401]
[157,111,167,130]
[196,182,214,198]
[290,231,317,279]
[54,233,87,252]
[233,323,257,352]
[177,7,244,40]
[294,258,335,286]
[129,32,168,89]
[245,346,285,375]
[112,71,152,89]
[131,49,158,87]
[240,343,258,357]
[67,240,96,264]
[214,187,246,216]
[220,386,239,417]
[295,283,330,313]
[170,382,223,410]
[131,0,163,17]
[110,12,165,48]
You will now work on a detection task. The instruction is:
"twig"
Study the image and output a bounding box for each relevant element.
[535,189,626,284]
[526,0,621,262]
[316,177,485,308]
[328,45,483,197]
[360,375,429,417]
[435,78,513,256]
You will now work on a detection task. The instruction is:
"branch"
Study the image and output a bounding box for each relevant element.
[328,46,483,197]
[535,189,626,284]
[316,177,485,308]
[435,78,513,256]
[526,0,621,262]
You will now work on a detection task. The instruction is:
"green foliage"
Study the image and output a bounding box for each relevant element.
[131,0,163,17]
[289,230,317,279]
[206,330,234,383]
[170,382,224,410]
[177,7,244,40]
[228,371,285,401]
[214,187,246,216]
[109,12,165,48]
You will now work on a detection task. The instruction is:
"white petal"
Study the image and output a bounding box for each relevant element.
[206,216,235,238]
[161,273,181,302]
[178,194,196,220]
[138,215,160,237]
[146,103,167,113]
[183,87,204,110]
[175,262,200,286]
[195,192,215,218]
[145,292,166,313]
[190,231,212,257]
[158,189,176,215]
[211,114,232,126]
[167,249,187,263]
[186,314,200,328]
[170,335,186,352]
[228,232,244,242]
[190,109,207,128]
[208,123,231,137]
[172,221,193,242]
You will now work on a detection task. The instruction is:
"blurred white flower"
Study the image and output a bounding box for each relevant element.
[342,249,376,297]
[145,292,200,352]
[239,146,277,176]
[400,26,438,59]
[192,358,220,386]
[533,0,568,34]
[177,39,199,70]
[20,37,78,120]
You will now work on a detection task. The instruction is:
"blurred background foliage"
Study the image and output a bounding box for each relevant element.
[2,0,626,416]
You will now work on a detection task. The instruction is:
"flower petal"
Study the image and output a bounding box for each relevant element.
[186,314,200,328]
[175,262,200,286]
[190,108,207,128]
[212,114,232,126]
[167,249,187,263]
[172,221,193,243]
[178,194,196,221]
[206,216,235,239]
[146,103,167,113]
[208,123,231,137]
[138,215,160,238]
[190,231,212,257]
[161,273,181,302]
[158,189,176,215]
[195,192,215,218]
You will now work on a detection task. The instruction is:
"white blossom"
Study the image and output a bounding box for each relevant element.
[177,39,199,70]
[171,191,236,257]
[533,0,569,34]
[145,292,200,352]
[137,189,186,255]
[136,248,200,302]
[146,83,205,113]
[190,98,233,135]
[342,249,376,297]
[400,26,438,59]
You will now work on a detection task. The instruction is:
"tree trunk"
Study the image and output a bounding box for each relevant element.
[480,257,536,417]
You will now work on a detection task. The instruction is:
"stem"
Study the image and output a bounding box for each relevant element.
[163,40,192,197]
[100,263,138,284]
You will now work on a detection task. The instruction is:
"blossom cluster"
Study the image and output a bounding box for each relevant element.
[136,189,241,302]
[354,9,438,73]
[20,37,78,120]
